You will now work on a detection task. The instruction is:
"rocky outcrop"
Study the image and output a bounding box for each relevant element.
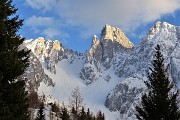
[101,24,134,48]
[105,83,143,115]
[100,24,134,69]
[80,25,134,84]
[23,51,54,91]
[80,35,102,84]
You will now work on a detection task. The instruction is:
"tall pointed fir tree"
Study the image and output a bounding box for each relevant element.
[0,0,30,120]
[60,106,70,120]
[135,45,180,120]
[78,107,86,120]
[36,103,45,120]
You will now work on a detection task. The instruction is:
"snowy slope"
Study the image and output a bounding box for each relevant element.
[39,60,121,120]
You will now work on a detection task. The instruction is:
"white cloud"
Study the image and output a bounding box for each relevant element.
[25,0,57,11]
[26,15,54,27]
[25,0,180,37]
[42,28,69,39]
[43,28,61,38]
[25,16,68,39]
[56,0,180,30]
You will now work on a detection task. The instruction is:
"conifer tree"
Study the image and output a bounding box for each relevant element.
[60,106,70,120]
[78,107,86,120]
[0,0,30,119]
[71,106,78,120]
[135,45,180,120]
[86,108,93,120]
[96,111,105,120]
[36,103,45,120]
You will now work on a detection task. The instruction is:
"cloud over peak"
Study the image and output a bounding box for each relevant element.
[25,0,180,38]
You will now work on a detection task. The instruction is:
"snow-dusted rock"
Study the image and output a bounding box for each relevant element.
[25,37,82,74]
[80,35,103,84]
[23,51,53,91]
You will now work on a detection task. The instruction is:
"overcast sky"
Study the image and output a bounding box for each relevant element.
[14,0,180,52]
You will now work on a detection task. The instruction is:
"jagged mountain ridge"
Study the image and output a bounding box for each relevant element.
[24,21,180,120]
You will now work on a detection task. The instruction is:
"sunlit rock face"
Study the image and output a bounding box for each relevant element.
[100,24,134,69]
[101,24,134,48]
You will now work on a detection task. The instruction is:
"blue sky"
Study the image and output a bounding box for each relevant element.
[13,0,180,53]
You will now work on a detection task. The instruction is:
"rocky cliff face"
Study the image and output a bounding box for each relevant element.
[101,24,134,69]
[22,48,54,91]
[80,35,102,84]
[80,24,134,84]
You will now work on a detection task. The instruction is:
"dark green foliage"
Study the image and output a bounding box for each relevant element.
[71,106,78,120]
[135,45,180,120]
[78,107,86,120]
[96,111,105,120]
[51,102,60,113]
[86,108,93,120]
[70,106,102,120]
[0,0,30,119]
[29,91,39,109]
[36,103,45,120]
[60,106,70,120]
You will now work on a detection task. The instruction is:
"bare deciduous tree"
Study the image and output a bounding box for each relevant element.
[69,87,83,112]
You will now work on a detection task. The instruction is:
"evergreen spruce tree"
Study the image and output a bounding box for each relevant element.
[0,0,30,119]
[78,107,86,120]
[135,45,180,120]
[36,103,45,120]
[71,106,78,120]
[86,108,93,120]
[60,107,70,120]
[96,111,105,120]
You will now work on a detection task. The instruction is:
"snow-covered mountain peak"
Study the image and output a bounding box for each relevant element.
[101,24,134,48]
[25,37,65,59]
[146,21,176,41]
